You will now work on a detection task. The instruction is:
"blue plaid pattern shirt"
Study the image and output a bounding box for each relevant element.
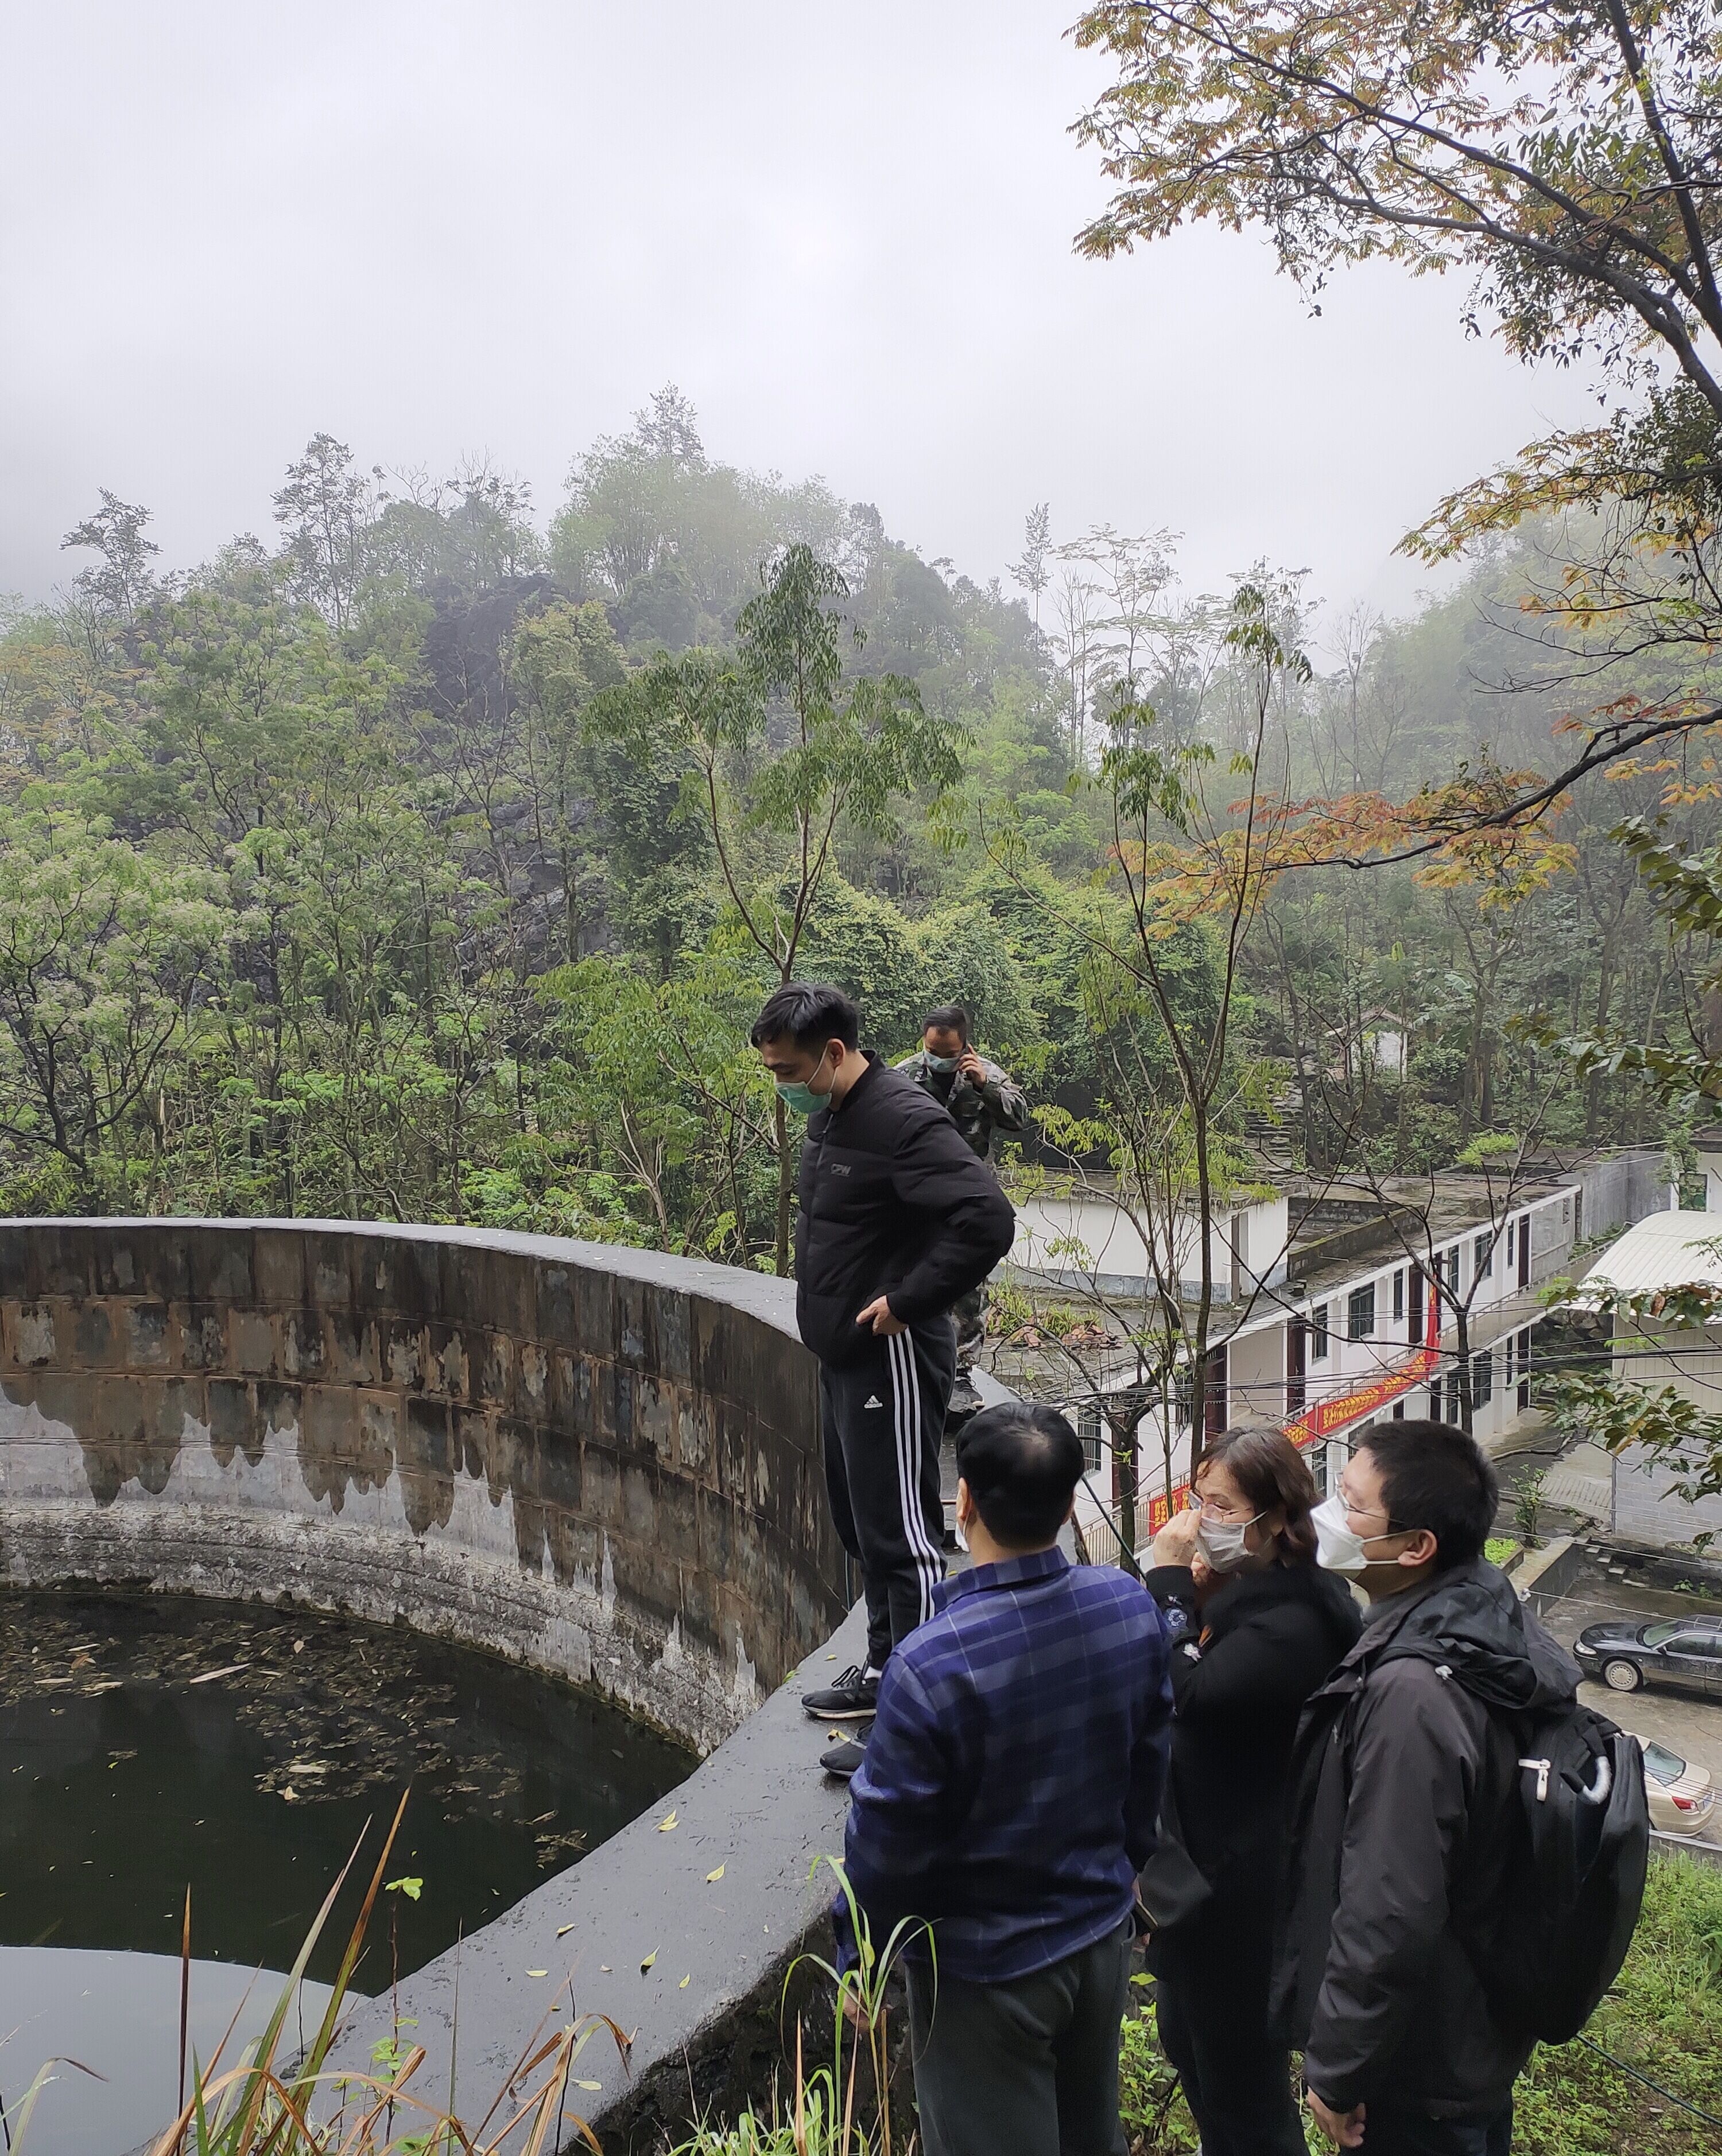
[837,1546,1172,1984]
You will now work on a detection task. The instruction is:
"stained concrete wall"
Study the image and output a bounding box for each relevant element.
[0,1218,853,1755]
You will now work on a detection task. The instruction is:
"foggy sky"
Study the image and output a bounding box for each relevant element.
[3,2,1599,644]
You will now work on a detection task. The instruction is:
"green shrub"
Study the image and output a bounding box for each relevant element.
[1118,1856,1722,2156]
[1514,1853,1722,2155]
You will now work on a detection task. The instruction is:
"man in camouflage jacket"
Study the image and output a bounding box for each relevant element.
[897,1005,1027,1373]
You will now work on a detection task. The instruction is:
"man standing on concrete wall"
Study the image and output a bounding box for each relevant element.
[752,981,1016,1778]
[897,1004,1027,1407]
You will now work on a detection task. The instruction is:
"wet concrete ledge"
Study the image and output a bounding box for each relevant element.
[0,1218,855,1755]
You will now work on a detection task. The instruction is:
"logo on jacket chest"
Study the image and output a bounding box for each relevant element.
[827,1162,852,1175]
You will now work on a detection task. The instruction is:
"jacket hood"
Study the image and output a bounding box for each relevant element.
[1368,1559,1580,1714]
[1209,1557,1363,1642]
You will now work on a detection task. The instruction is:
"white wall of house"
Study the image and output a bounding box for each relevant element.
[1609,1318,1722,1415]
[1010,1189,1290,1299]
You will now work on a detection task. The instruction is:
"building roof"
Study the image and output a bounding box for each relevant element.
[1579,1209,1722,1299]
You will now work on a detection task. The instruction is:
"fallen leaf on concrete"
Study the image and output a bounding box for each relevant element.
[575,2079,602,2091]
[639,1949,657,1973]
[526,1968,549,1979]
[679,1975,691,1988]
[657,1810,677,1832]
[706,1866,725,1883]
[557,1922,575,1937]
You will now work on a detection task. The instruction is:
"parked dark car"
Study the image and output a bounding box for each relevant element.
[1572,1615,1722,1696]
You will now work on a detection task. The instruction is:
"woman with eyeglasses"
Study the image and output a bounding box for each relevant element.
[1138,1424,1362,2156]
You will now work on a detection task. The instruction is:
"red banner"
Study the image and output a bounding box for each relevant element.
[1139,1302,1441,1536]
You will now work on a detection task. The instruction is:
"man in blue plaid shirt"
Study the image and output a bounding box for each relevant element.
[837,1401,1172,2156]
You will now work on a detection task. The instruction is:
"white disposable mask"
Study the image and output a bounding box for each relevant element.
[926,1052,961,1073]
[1194,1508,1262,1573]
[1312,1493,1402,1577]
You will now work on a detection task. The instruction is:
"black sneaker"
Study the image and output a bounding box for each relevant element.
[944,1372,982,1440]
[821,1732,868,1780]
[802,1664,880,1720]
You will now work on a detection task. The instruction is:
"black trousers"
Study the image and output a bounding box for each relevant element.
[821,1318,953,1671]
[1151,1915,1307,2156]
[906,1922,1133,2156]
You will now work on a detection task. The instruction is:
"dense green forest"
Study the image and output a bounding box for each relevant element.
[0,387,1705,1261]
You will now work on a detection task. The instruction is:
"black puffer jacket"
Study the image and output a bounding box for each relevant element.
[1145,1560,1361,1910]
[793,1054,1016,1367]
[1271,1561,1581,2119]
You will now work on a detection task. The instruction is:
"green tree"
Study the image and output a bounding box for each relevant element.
[592,544,964,1272]
[1075,0,1722,813]
[0,805,228,1208]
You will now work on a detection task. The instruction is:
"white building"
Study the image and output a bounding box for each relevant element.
[1566,1210,1722,1552]
[1004,1152,1669,1561]
[1008,1182,1290,1302]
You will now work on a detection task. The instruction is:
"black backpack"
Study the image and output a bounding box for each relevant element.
[1475,1697,1650,2042]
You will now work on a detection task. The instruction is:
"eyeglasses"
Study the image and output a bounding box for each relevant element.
[1336,1487,1395,1528]
[1190,1493,1263,1525]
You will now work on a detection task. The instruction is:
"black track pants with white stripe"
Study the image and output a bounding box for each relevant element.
[820,1316,955,1672]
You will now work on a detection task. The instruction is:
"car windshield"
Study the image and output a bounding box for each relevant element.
[1642,1740,1686,1782]
[1640,1621,1688,1645]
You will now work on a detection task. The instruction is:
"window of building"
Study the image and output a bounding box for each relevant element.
[1574,1191,1583,1245]
[1311,1303,1330,1361]
[1077,1401,1104,1475]
[1475,1231,1494,1281]
[1348,1283,1376,1341]
[1562,1197,1571,1227]
[1517,1326,1533,1409]
[1473,1347,1494,1410]
[1449,1244,1463,1292]
[1392,1268,1405,1322]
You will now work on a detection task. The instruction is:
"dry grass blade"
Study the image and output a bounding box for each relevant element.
[179,1887,192,2121]
[289,1788,412,2108]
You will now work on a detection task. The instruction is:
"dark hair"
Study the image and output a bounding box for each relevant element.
[922,1004,969,1042]
[750,981,859,1053]
[1196,1424,1318,1565]
[1355,1420,1498,1572]
[956,1401,1083,1549]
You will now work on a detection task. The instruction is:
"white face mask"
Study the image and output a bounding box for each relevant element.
[1195,1508,1263,1573]
[1311,1493,1403,1577]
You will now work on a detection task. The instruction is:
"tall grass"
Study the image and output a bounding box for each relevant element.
[665,1858,926,2156]
[138,1790,626,2156]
